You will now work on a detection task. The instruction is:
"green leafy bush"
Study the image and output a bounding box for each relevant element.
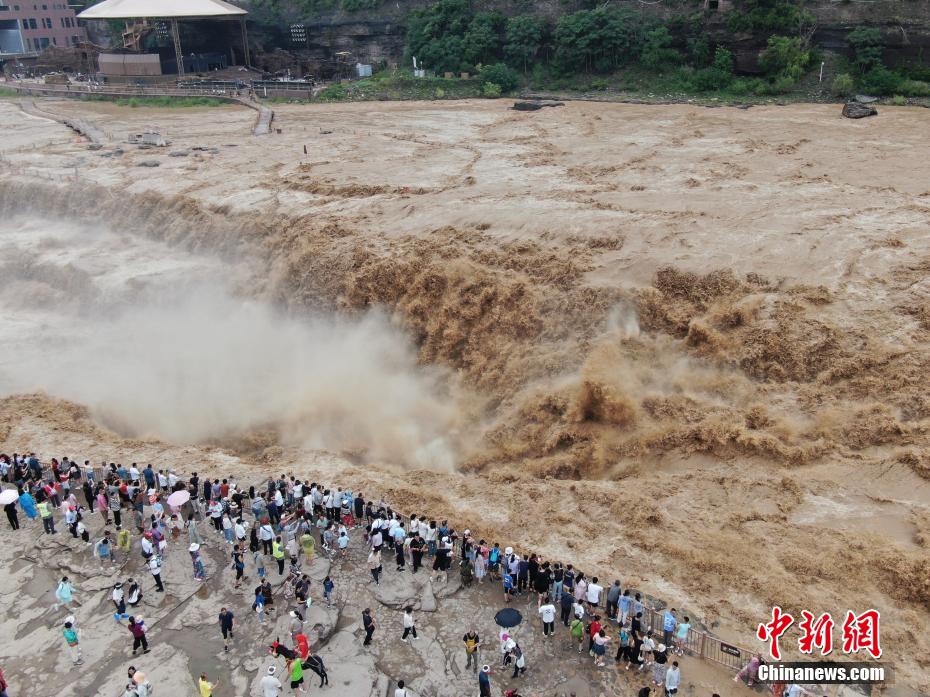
[858,66,902,95]
[482,82,502,98]
[759,35,811,82]
[899,79,930,97]
[588,77,609,90]
[891,94,906,106]
[831,73,855,98]
[479,62,520,92]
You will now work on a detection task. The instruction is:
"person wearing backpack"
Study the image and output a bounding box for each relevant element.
[463,630,481,673]
[569,615,585,653]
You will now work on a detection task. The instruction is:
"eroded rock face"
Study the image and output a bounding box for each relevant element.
[842,102,878,119]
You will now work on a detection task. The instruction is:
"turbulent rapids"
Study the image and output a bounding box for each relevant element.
[0,98,929,692]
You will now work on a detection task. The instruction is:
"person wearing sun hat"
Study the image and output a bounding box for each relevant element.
[478,665,491,697]
[260,666,282,697]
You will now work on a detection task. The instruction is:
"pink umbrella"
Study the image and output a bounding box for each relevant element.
[166,490,190,508]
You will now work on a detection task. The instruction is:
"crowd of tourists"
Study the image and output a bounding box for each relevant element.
[0,451,807,697]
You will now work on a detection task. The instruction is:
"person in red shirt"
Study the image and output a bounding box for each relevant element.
[295,632,309,660]
[588,616,602,654]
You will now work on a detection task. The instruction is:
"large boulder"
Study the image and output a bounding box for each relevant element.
[842,102,878,119]
[512,101,565,111]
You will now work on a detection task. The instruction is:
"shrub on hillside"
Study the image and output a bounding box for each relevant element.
[482,82,502,98]
[831,73,855,98]
[479,62,520,92]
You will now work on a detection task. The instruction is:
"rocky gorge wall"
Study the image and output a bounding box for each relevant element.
[244,0,930,76]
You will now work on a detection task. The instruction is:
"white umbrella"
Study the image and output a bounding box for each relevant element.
[0,489,19,505]
[166,490,190,508]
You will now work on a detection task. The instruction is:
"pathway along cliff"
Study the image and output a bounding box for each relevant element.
[0,97,928,692]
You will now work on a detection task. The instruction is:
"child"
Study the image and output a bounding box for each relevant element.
[323,576,334,607]
[503,572,514,603]
[253,549,266,580]
[338,531,349,557]
[674,615,691,656]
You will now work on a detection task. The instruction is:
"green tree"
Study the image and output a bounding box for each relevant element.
[847,27,883,73]
[406,0,474,72]
[759,35,811,82]
[554,6,644,74]
[687,34,711,67]
[640,27,681,71]
[462,12,504,67]
[689,47,735,92]
[505,14,544,73]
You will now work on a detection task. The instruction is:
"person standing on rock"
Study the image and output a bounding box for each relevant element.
[539,600,557,637]
[38,498,55,534]
[478,665,491,697]
[232,545,246,588]
[401,606,418,642]
[55,576,75,610]
[148,555,165,592]
[393,679,408,697]
[273,536,286,576]
[190,543,206,581]
[261,666,282,697]
[560,587,573,627]
[362,607,376,646]
[287,656,306,694]
[299,528,315,563]
[409,534,424,573]
[62,620,83,665]
[463,630,480,673]
[289,610,304,642]
[219,607,234,652]
[198,672,218,697]
[4,500,19,530]
[367,548,382,585]
[323,576,334,606]
[127,616,150,655]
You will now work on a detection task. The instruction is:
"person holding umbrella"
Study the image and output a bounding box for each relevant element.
[0,488,19,529]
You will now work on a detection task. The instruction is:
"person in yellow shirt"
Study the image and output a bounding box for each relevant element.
[272,536,286,576]
[198,672,217,697]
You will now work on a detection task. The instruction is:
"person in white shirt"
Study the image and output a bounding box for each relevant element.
[538,602,557,636]
[665,661,681,694]
[401,606,417,641]
[129,465,141,482]
[260,666,282,697]
[586,576,604,609]
[394,679,408,697]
